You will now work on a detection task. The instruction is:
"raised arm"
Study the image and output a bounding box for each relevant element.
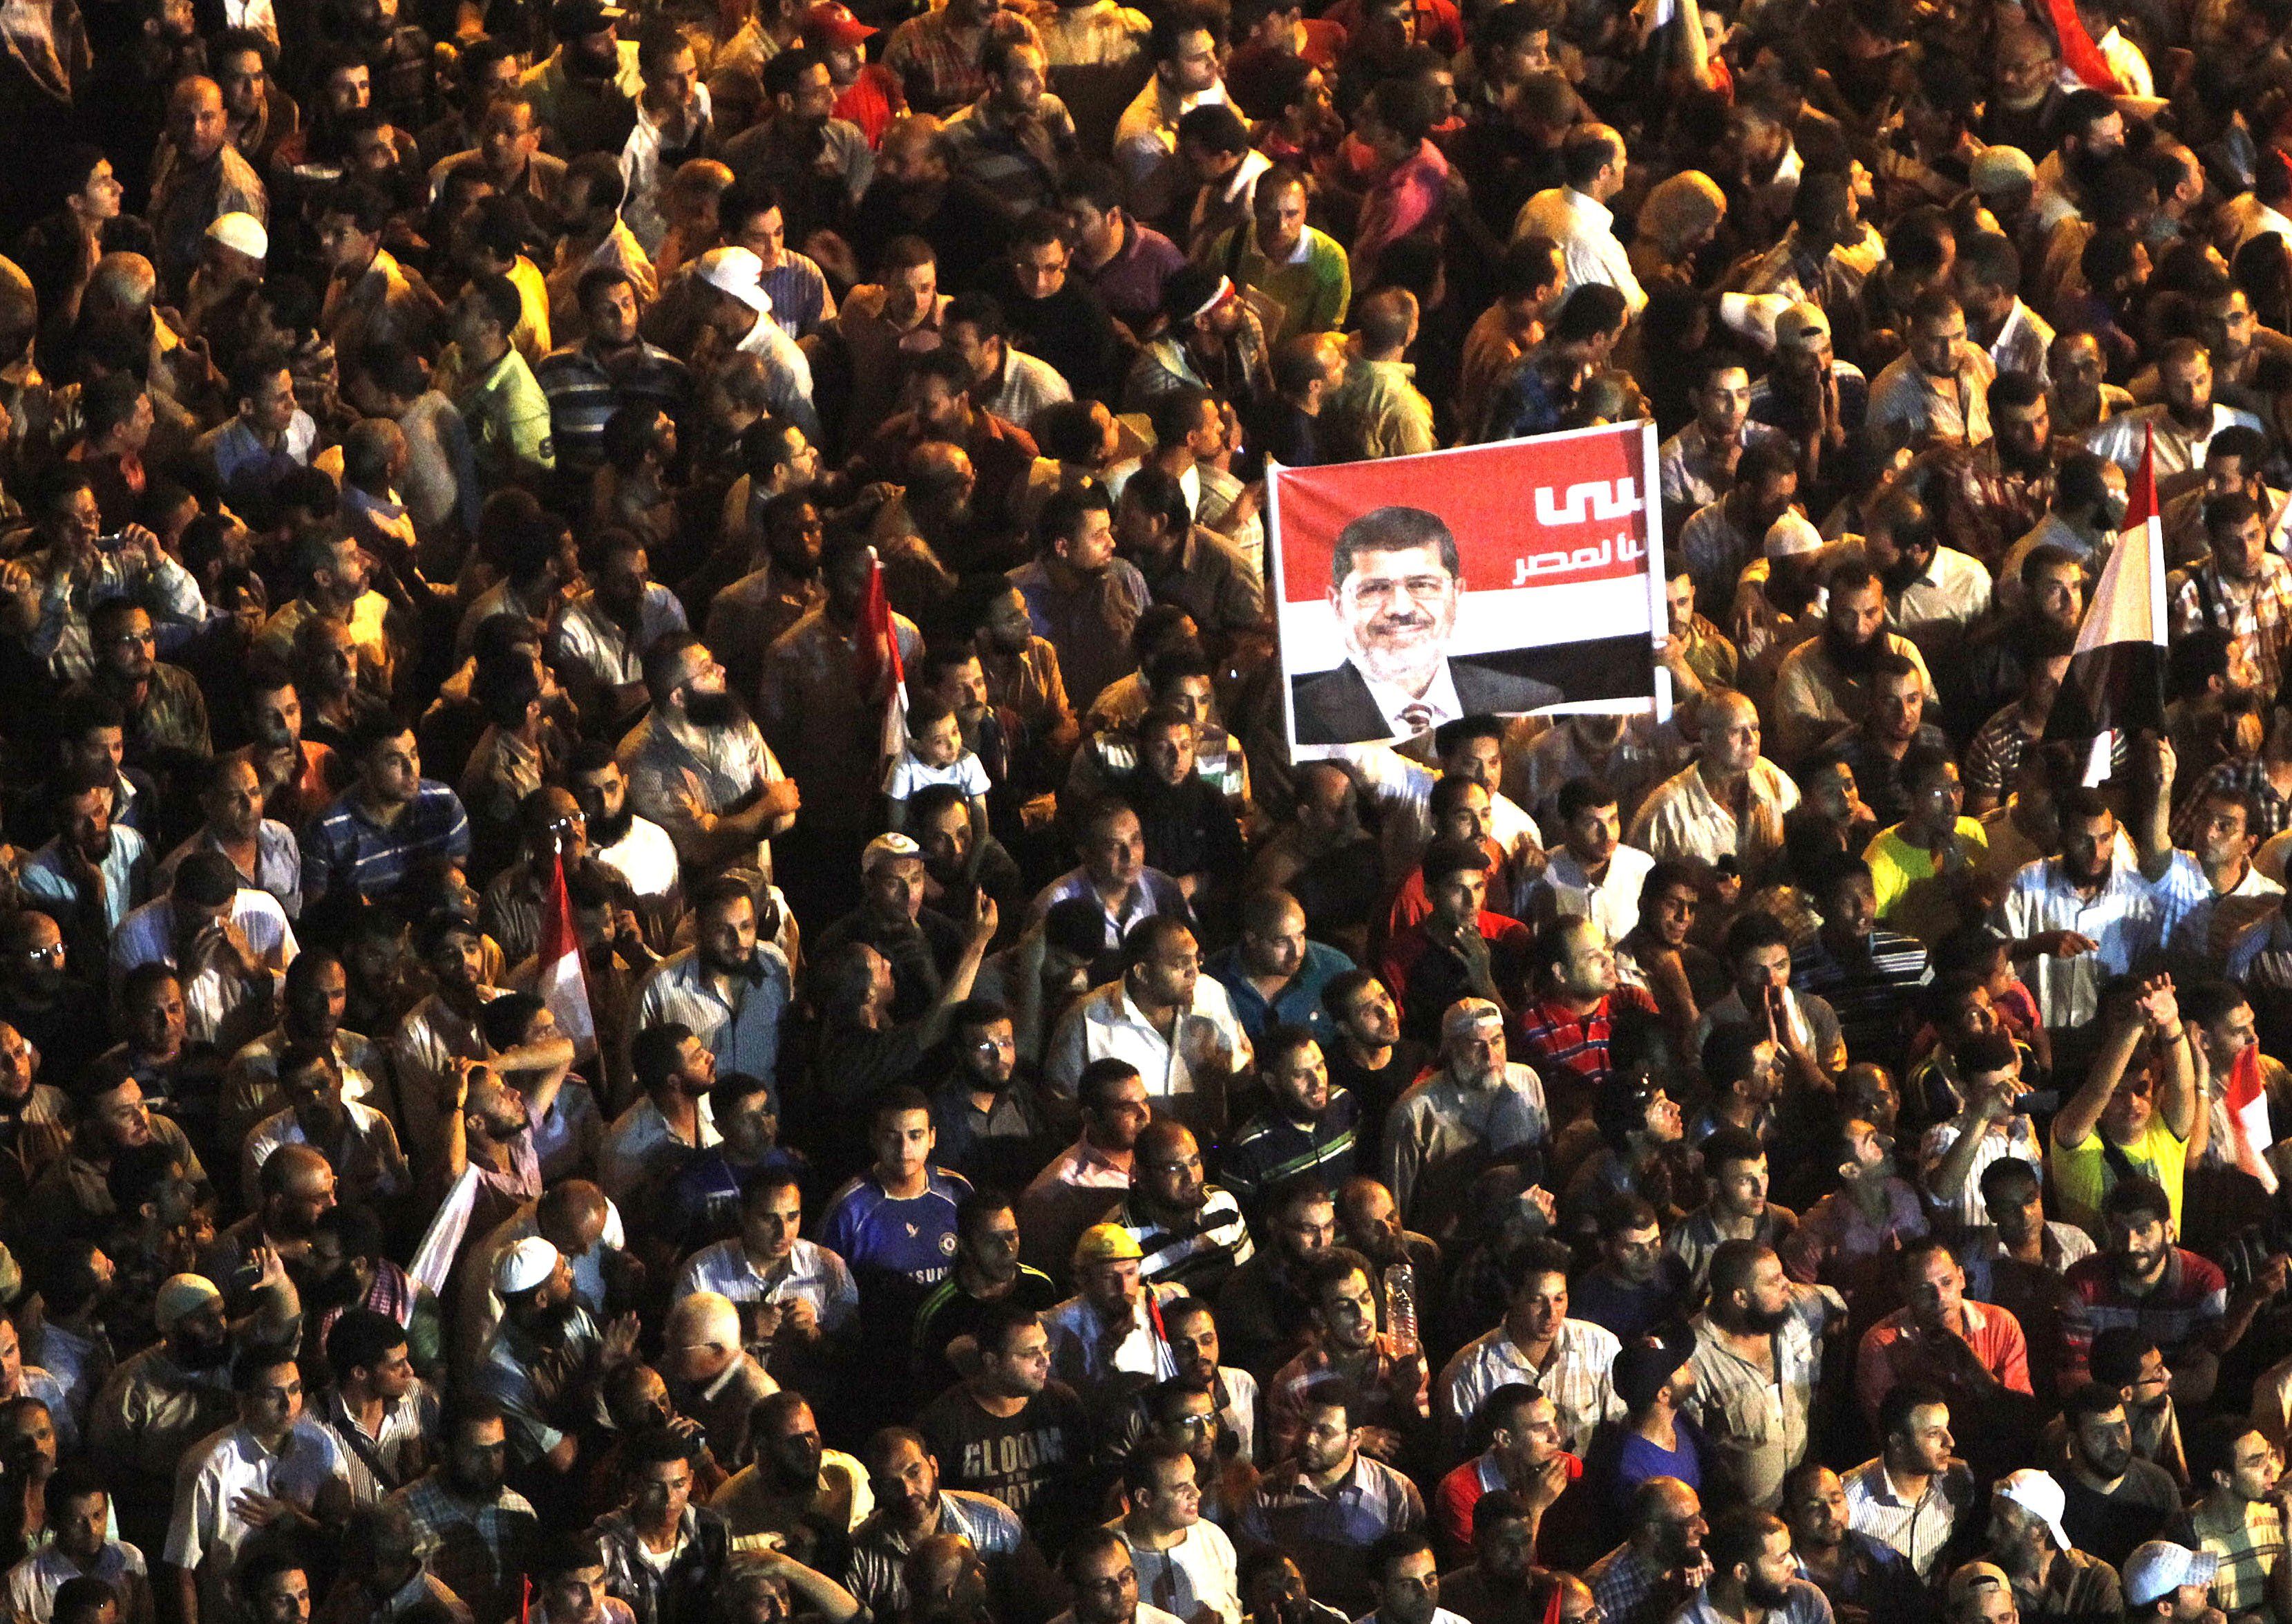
[2052,1001,2143,1151]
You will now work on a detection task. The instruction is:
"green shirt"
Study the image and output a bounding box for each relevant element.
[1206,223,1352,346]
[1325,357,1434,460]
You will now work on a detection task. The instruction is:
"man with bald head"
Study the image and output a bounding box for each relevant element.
[1584,1475,1708,1624]
[149,77,267,299]
[1208,887,1356,1044]
[903,1531,994,1624]
[661,1291,778,1465]
[1628,690,1803,880]
[458,1178,621,1371]
[200,1142,334,1310]
[849,115,1010,294]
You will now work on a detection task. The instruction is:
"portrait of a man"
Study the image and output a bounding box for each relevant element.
[1289,505,1564,745]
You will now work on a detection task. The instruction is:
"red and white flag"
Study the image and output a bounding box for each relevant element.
[2047,425,2167,785]
[857,547,908,762]
[2226,1044,2280,1196]
[2045,0,2124,92]
[536,849,595,1050]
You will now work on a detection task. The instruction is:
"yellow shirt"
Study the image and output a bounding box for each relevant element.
[507,256,553,363]
[2051,1112,2188,1237]
[1864,816,1989,945]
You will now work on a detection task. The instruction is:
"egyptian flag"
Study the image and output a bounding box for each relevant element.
[2047,426,2167,786]
[2045,0,2124,92]
[536,849,595,1050]
[2226,1045,2280,1195]
[858,547,908,762]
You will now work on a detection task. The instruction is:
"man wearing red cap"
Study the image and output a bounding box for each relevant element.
[803,1,902,146]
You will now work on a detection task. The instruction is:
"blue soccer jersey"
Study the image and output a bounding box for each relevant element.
[818,1168,973,1294]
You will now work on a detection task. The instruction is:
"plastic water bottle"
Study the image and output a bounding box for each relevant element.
[1383,1263,1420,1358]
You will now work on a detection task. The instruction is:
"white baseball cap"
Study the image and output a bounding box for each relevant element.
[862,831,922,874]
[1718,291,1792,349]
[1772,301,1832,353]
[2123,1541,2219,1607]
[1996,1469,2073,1554]
[696,246,774,317]
[1441,997,1504,1039]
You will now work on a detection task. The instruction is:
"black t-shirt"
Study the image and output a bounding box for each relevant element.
[1327,1038,1431,1164]
[2057,1461,2179,1570]
[917,1379,1092,1540]
[911,1268,1063,1392]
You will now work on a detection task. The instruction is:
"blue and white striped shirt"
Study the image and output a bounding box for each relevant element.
[299,782,472,906]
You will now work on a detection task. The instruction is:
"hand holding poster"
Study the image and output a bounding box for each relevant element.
[1269,422,1669,756]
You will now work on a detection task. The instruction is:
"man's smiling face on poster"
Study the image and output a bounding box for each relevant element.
[1327,509,1461,692]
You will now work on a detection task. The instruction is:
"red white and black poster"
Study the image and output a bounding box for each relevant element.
[1269,422,1670,757]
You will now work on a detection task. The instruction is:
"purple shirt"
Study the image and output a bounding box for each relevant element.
[1084,220,1187,332]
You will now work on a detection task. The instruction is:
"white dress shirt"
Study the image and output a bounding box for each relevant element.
[1511,187,1647,315]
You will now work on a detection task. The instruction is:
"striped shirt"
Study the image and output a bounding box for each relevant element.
[2171,554,2292,697]
[2190,1493,2286,1617]
[1220,1091,1360,1210]
[299,782,472,907]
[2062,1247,2226,1381]
[759,253,835,341]
[846,1491,1023,1616]
[1237,1455,1425,1618]
[1991,856,2168,1032]
[531,338,691,473]
[942,92,1077,212]
[1269,1336,1429,1462]
[1117,1187,1256,1294]
[1583,1542,1670,1624]
[1515,987,1661,1104]
[1789,928,1929,1068]
[1853,1299,2032,1428]
[1918,1115,2045,1230]
[1841,1456,1971,1577]
[672,1238,860,1334]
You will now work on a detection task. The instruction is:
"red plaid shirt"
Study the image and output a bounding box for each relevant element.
[1515,986,1660,1118]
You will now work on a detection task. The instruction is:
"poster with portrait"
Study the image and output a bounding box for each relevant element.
[1269,422,1669,758]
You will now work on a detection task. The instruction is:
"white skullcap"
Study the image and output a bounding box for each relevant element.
[495,1236,561,1296]
[1765,510,1825,558]
[205,212,267,260]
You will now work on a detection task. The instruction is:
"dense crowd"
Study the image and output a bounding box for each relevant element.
[0,0,2286,1622]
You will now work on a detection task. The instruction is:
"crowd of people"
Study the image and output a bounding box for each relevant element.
[0,0,2288,1621]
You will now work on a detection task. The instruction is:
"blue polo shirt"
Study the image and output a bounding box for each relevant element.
[1205,939,1356,1043]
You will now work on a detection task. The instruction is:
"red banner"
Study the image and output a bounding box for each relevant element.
[1268,423,1667,755]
